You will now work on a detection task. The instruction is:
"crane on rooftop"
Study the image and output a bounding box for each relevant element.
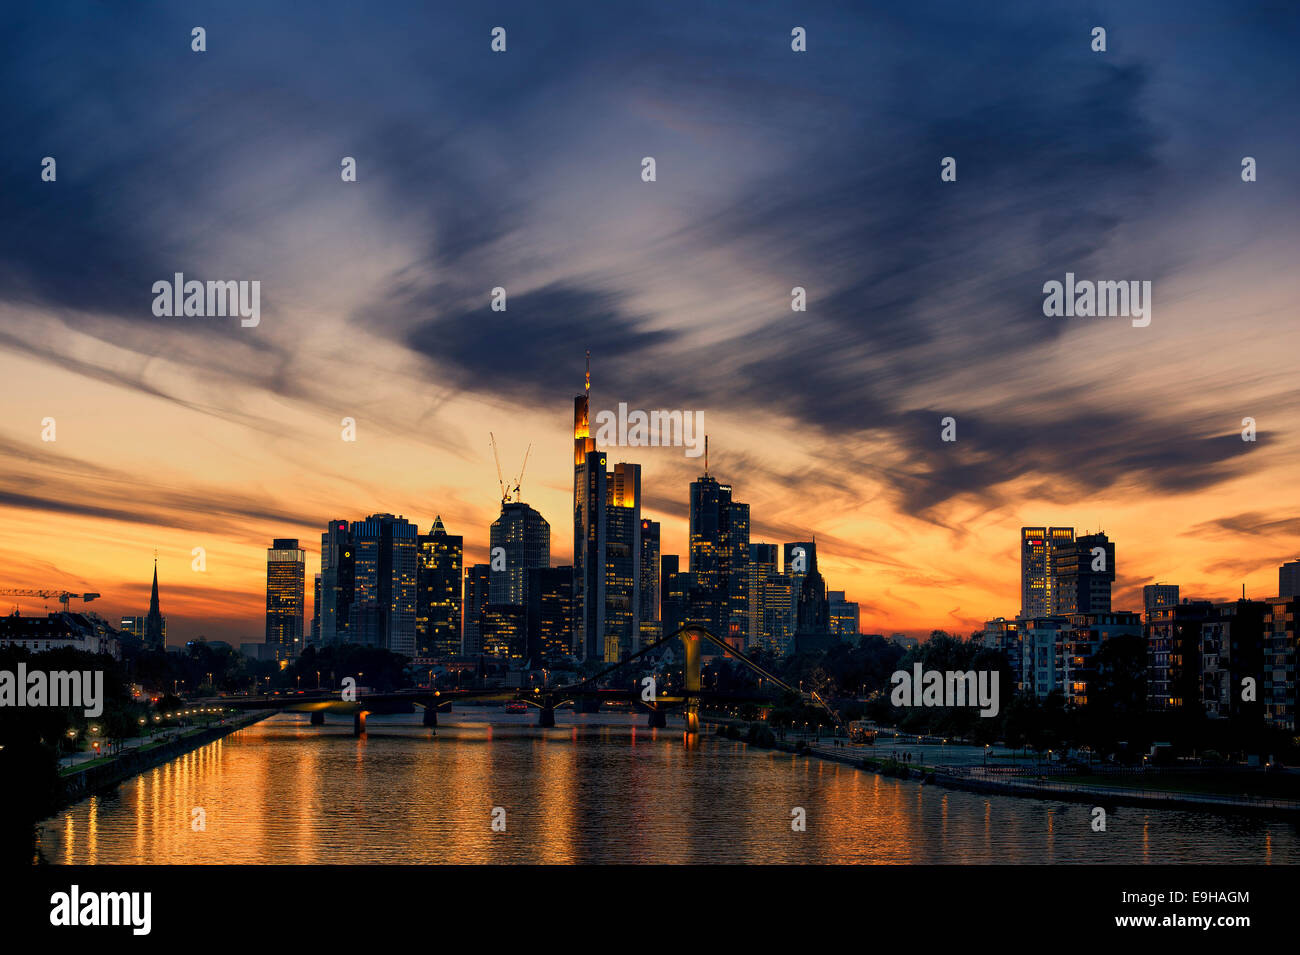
[488,433,532,504]
[0,589,101,611]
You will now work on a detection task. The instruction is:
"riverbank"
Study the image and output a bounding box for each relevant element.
[56,710,272,809]
[708,720,1300,817]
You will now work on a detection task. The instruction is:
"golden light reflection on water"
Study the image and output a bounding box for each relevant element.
[37,714,1300,865]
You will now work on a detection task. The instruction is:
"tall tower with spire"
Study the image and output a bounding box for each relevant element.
[145,557,165,650]
[573,350,603,660]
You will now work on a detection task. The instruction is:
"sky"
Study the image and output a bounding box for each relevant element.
[1,0,1298,645]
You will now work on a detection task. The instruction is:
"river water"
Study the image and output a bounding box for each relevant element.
[38,711,1300,864]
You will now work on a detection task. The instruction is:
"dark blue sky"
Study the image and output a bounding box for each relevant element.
[1,0,1297,638]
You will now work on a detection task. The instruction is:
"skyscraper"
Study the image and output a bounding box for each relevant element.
[661,554,689,638]
[527,565,573,667]
[604,462,641,661]
[463,563,490,656]
[145,558,165,650]
[571,359,644,662]
[266,538,306,663]
[319,520,354,645]
[794,546,829,638]
[573,355,601,660]
[417,516,463,658]
[489,502,550,606]
[1020,526,1074,618]
[311,573,321,645]
[639,519,661,649]
[784,541,814,626]
[689,466,749,646]
[748,543,778,652]
[763,572,794,656]
[1052,532,1115,615]
[349,514,417,656]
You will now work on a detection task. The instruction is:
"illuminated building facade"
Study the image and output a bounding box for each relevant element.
[1020,526,1074,618]
[265,538,306,663]
[319,519,354,646]
[489,502,549,606]
[349,514,417,657]
[417,516,463,657]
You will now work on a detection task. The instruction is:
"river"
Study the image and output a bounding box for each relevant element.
[37,710,1300,864]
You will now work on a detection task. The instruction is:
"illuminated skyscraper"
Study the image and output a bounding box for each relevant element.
[265,538,306,662]
[319,520,354,645]
[417,516,463,658]
[349,514,417,657]
[1052,532,1115,615]
[527,565,573,666]
[571,357,643,662]
[661,555,690,638]
[573,353,601,660]
[311,574,321,645]
[1020,526,1074,618]
[464,563,490,656]
[639,519,661,649]
[689,463,749,647]
[748,543,778,652]
[489,502,550,606]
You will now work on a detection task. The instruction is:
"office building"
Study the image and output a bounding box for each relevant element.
[319,519,354,645]
[266,538,306,663]
[417,516,463,658]
[639,519,661,649]
[828,591,860,639]
[1051,532,1115,615]
[1020,526,1074,618]
[463,563,490,656]
[349,514,418,657]
[689,467,749,648]
[527,566,573,666]
[747,543,778,652]
[661,555,690,638]
[489,502,550,606]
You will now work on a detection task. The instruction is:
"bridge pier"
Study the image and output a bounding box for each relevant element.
[310,711,325,726]
[684,699,700,735]
[647,707,667,728]
[353,711,367,737]
[537,704,555,728]
[683,628,702,737]
[422,705,437,727]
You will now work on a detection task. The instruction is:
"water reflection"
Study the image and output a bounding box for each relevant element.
[38,712,1300,864]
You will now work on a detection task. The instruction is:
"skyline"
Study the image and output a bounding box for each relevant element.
[2,1,1299,643]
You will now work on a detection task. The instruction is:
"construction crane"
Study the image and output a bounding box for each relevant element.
[510,443,532,503]
[489,432,508,504]
[488,433,532,504]
[0,589,101,611]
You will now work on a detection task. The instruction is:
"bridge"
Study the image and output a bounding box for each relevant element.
[199,626,839,737]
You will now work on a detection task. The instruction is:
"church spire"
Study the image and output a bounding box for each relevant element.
[145,556,164,649]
